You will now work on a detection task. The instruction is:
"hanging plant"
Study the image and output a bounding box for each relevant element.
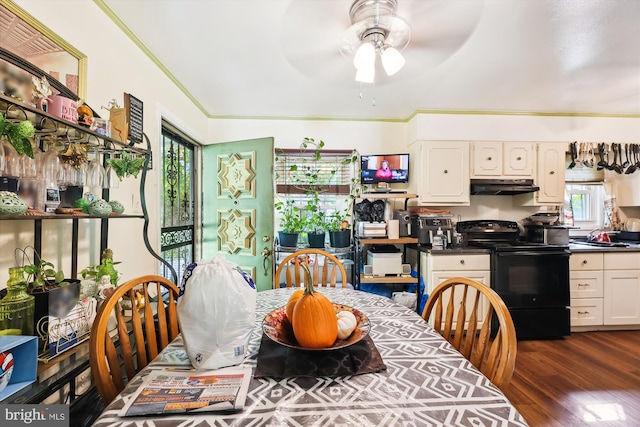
[0,113,35,158]
[106,151,146,180]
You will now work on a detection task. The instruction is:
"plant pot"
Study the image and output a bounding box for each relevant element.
[307,231,326,248]
[278,231,300,248]
[27,280,90,357]
[329,230,351,248]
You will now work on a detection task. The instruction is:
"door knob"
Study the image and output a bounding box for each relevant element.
[262,236,271,242]
[261,248,272,257]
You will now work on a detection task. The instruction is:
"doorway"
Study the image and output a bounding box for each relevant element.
[160,125,196,282]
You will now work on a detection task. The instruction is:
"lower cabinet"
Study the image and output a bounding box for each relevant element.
[570,251,640,330]
[422,252,490,330]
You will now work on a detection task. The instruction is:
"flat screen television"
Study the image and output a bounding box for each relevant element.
[360,153,410,188]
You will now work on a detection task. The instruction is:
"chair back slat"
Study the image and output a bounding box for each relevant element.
[114,305,136,380]
[143,282,159,360]
[90,275,180,404]
[105,334,124,392]
[274,249,348,288]
[461,291,481,359]
[451,285,469,349]
[155,282,170,349]
[442,286,456,338]
[129,291,148,367]
[422,277,517,390]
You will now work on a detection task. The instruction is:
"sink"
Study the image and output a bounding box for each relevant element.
[571,240,628,248]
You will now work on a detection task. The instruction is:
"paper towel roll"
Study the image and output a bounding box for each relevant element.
[387,219,400,239]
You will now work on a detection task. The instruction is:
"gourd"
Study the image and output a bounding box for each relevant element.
[292,262,338,348]
[286,289,304,322]
[336,311,357,340]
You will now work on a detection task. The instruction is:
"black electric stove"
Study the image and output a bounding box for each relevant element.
[457,220,570,340]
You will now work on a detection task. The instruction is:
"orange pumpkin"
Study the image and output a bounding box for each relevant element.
[292,263,338,348]
[286,289,304,322]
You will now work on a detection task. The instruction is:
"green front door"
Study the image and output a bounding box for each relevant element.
[202,137,274,291]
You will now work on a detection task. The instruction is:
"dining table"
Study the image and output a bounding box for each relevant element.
[93,287,528,426]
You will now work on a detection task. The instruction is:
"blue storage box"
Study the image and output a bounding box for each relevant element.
[0,335,38,401]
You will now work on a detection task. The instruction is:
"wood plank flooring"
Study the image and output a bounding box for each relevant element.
[503,330,640,427]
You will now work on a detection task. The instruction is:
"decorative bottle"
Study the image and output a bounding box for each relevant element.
[0,267,35,336]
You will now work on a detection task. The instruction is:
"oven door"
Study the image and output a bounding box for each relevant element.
[491,249,570,308]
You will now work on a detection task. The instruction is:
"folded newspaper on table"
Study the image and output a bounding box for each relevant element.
[119,366,252,417]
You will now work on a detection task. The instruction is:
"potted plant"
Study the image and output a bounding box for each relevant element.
[80,248,121,302]
[14,247,81,357]
[305,192,326,248]
[326,210,352,248]
[275,199,306,247]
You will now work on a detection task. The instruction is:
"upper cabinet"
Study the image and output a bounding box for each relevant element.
[471,142,535,178]
[514,142,567,206]
[410,141,470,206]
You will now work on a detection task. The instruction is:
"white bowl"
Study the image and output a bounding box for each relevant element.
[624,218,640,232]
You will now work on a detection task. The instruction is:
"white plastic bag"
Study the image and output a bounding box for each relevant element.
[178,254,256,370]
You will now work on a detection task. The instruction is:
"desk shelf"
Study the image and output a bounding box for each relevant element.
[360,276,418,284]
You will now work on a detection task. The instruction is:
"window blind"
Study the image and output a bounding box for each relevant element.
[274,149,355,195]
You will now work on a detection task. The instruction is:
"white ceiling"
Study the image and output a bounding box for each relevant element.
[102,0,640,120]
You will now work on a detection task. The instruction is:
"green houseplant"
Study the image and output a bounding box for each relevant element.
[0,113,35,158]
[13,247,81,357]
[275,199,306,247]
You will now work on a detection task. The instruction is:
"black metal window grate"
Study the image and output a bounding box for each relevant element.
[160,126,195,282]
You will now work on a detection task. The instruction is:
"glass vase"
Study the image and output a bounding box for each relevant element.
[0,267,35,336]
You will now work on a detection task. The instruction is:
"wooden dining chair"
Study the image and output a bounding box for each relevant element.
[89,275,180,404]
[421,277,517,390]
[274,249,348,288]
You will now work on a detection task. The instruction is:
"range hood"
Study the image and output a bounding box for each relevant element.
[470,179,540,195]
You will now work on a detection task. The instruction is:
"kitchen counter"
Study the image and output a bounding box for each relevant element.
[407,244,491,255]
[569,242,640,252]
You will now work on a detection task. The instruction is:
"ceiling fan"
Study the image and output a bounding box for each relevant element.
[280,0,484,86]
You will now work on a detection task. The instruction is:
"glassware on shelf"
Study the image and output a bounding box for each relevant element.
[86,154,106,190]
[0,266,35,336]
[103,164,119,189]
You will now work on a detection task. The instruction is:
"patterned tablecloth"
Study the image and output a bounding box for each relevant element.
[93,288,528,426]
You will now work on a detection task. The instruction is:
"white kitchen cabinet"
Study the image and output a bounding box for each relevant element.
[603,252,640,325]
[422,253,490,330]
[471,142,534,178]
[569,252,604,329]
[410,141,470,206]
[514,142,568,206]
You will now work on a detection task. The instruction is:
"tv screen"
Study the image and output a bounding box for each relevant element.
[360,154,410,185]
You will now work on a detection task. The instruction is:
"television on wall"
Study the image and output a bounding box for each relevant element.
[360,154,410,188]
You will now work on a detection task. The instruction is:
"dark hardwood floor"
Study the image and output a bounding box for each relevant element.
[503,330,640,427]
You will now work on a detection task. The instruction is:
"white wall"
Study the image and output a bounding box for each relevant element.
[208,118,406,152]
[0,1,209,287]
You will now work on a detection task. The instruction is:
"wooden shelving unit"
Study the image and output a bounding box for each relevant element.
[358,237,418,245]
[360,275,418,284]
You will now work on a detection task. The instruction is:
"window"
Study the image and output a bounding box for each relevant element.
[565,184,605,230]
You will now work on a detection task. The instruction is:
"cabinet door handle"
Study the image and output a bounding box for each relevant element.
[577,283,589,287]
[516,156,522,161]
[577,311,590,315]
[487,157,492,161]
[460,259,465,265]
[550,170,555,175]
[582,260,588,264]
[443,169,448,174]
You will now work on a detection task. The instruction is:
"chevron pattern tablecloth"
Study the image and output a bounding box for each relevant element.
[93,288,528,426]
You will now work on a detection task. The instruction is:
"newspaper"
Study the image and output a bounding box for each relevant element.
[119,366,253,417]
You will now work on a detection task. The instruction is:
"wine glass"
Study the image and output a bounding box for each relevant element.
[86,154,106,190]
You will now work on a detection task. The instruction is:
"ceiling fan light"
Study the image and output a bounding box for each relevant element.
[355,64,375,83]
[353,42,376,69]
[381,46,405,76]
